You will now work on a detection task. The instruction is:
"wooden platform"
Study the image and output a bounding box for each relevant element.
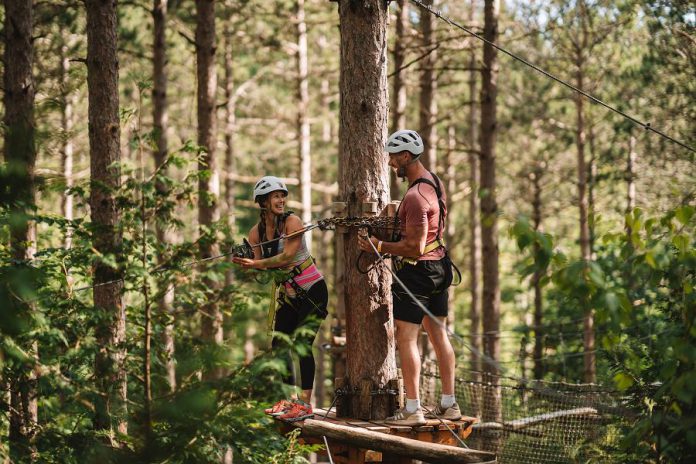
[275,408,495,464]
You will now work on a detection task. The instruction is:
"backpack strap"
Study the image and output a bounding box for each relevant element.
[407,171,446,242]
[260,211,294,258]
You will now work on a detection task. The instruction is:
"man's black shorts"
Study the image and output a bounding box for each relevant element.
[392,258,451,325]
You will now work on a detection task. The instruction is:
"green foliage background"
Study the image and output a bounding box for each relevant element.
[1,0,694,462]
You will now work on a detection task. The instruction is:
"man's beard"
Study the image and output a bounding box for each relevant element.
[397,165,407,180]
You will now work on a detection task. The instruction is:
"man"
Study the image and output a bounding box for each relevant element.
[358,129,460,426]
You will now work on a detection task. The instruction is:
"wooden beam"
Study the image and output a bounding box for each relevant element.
[301,419,496,464]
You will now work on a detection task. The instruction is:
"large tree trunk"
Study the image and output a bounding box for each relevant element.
[625,135,637,235]
[390,0,408,200]
[152,0,177,393]
[86,0,127,437]
[467,0,482,394]
[418,0,437,171]
[60,40,75,250]
[531,167,544,381]
[195,0,222,378]
[4,0,38,458]
[222,23,238,357]
[338,0,396,420]
[223,24,237,236]
[296,0,312,249]
[574,54,595,384]
[444,124,457,315]
[479,0,502,436]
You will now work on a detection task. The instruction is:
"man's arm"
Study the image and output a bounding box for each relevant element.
[358,223,427,258]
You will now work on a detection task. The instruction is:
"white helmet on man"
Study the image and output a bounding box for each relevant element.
[253,176,288,203]
[385,129,424,156]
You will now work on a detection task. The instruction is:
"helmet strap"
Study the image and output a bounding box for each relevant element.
[406,153,420,165]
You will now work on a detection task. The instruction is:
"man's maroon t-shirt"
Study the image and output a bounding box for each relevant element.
[398,173,447,261]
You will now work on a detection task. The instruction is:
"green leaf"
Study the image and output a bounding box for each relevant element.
[672,233,690,252]
[614,372,634,390]
[604,292,619,314]
[675,205,695,225]
[645,251,657,269]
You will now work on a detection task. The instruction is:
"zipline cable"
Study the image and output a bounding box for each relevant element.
[408,0,696,154]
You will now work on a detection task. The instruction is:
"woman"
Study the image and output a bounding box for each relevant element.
[232,175,328,422]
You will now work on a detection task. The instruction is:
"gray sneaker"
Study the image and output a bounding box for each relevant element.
[424,402,462,421]
[385,407,426,426]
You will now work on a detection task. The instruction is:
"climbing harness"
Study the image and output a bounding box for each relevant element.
[390,171,462,287]
[363,233,504,374]
[266,255,328,338]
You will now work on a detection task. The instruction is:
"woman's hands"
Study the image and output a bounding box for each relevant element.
[232,257,260,269]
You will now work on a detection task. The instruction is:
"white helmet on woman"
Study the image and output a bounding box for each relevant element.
[253,176,288,203]
[385,129,424,156]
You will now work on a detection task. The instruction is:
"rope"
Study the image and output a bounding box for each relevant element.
[420,403,469,449]
[22,215,398,303]
[408,0,696,154]
[361,231,507,377]
[322,435,335,464]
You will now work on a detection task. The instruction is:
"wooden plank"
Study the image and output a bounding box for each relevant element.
[345,420,390,432]
[301,419,497,464]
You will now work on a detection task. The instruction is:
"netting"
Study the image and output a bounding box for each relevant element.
[420,365,631,463]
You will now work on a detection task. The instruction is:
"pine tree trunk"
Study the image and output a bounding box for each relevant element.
[86,0,127,436]
[195,0,222,377]
[4,0,38,458]
[296,0,312,249]
[60,40,75,250]
[625,135,636,235]
[152,0,177,393]
[444,125,457,326]
[390,0,408,200]
[479,0,502,432]
[419,0,437,171]
[338,0,396,420]
[588,124,597,258]
[467,1,482,391]
[575,58,595,384]
[223,24,237,236]
[531,168,544,380]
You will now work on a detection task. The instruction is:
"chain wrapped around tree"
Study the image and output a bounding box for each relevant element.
[231,215,400,260]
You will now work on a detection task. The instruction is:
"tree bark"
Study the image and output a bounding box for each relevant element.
[419,0,437,171]
[296,0,312,250]
[222,23,238,357]
[625,134,636,235]
[467,0,482,394]
[60,40,75,250]
[444,124,457,325]
[195,0,223,378]
[390,0,408,200]
[531,168,544,381]
[574,50,596,384]
[86,0,127,436]
[223,24,237,236]
[152,0,177,394]
[479,0,502,433]
[338,0,396,420]
[4,0,38,458]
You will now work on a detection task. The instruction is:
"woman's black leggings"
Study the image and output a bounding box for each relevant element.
[271,279,328,390]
